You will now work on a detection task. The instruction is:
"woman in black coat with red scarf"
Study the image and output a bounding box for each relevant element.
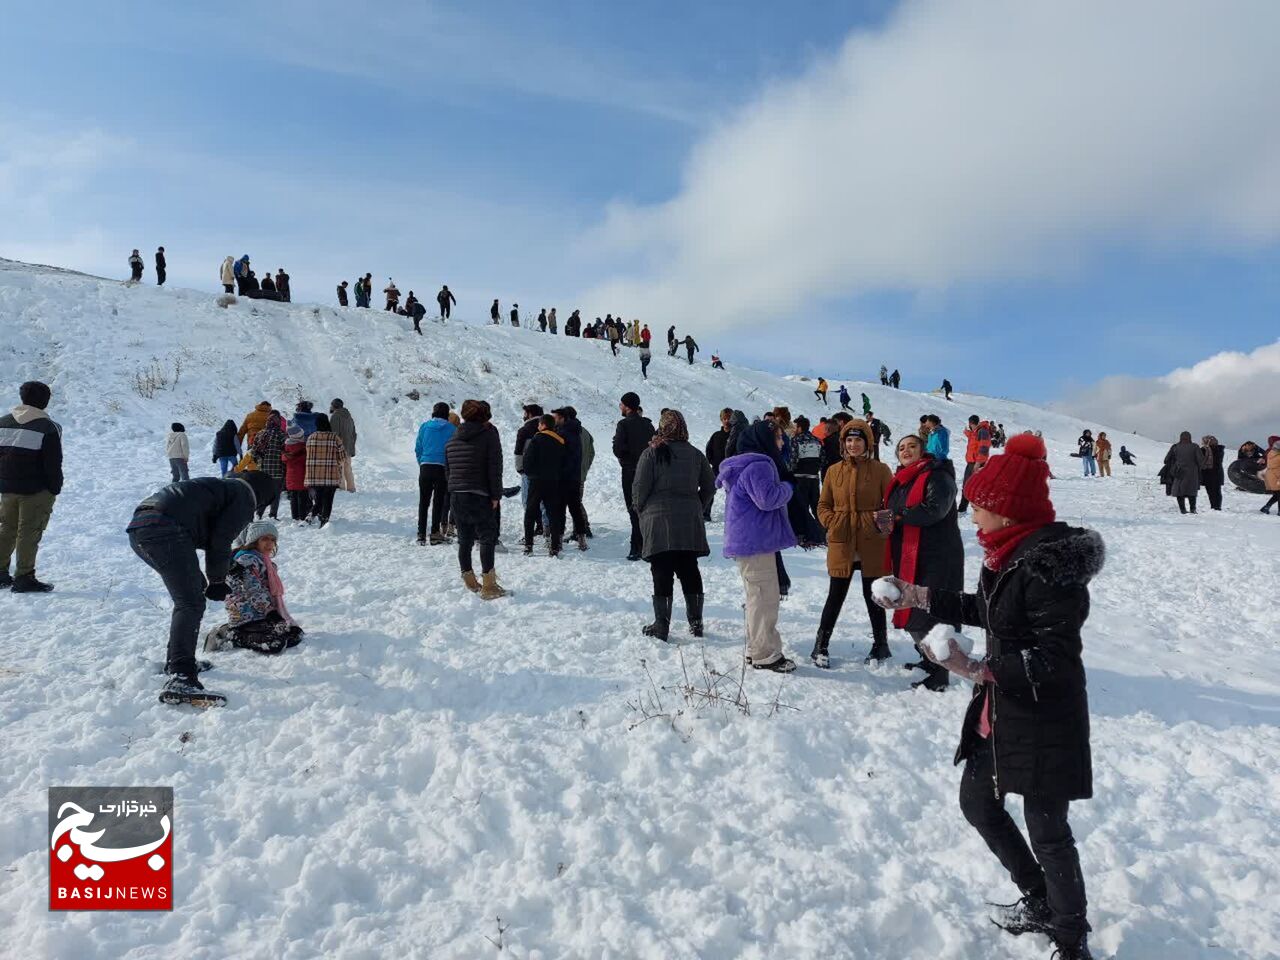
[876,433,1103,960]
[882,433,964,691]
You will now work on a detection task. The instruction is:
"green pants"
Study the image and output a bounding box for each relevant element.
[0,490,56,577]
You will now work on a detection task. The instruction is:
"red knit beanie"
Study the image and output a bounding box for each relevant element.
[963,433,1056,524]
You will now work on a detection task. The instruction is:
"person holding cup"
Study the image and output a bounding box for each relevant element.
[881,433,965,691]
[812,418,893,667]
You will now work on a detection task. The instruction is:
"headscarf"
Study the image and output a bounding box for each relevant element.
[649,409,688,463]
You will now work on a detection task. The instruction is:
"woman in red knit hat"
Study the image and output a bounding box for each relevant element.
[875,433,1104,960]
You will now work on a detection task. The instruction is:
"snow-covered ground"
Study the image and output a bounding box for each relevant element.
[1,260,1278,959]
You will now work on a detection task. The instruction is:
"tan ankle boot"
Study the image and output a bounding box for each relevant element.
[461,570,481,593]
[480,570,506,600]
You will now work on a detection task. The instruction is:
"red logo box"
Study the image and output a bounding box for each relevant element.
[49,787,173,911]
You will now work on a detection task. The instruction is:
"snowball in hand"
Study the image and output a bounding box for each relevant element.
[870,578,901,603]
[924,624,973,660]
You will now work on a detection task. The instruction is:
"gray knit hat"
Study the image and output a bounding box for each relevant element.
[236,520,279,547]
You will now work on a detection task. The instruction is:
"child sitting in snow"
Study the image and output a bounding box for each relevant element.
[204,520,304,654]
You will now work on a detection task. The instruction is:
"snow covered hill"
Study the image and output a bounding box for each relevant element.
[1,260,1278,959]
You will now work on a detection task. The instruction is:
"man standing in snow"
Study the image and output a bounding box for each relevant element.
[445,399,506,599]
[129,249,144,282]
[941,378,954,401]
[155,247,166,286]
[514,404,546,536]
[384,280,401,312]
[234,255,251,295]
[415,402,455,544]
[329,398,357,483]
[958,415,992,513]
[520,415,569,556]
[682,335,699,365]
[667,325,677,356]
[126,470,279,705]
[337,280,349,307]
[614,392,655,561]
[437,285,456,319]
[491,299,501,324]
[221,256,235,293]
[838,385,852,411]
[0,381,63,593]
[510,304,520,328]
[890,369,901,389]
[553,406,592,548]
[924,414,951,460]
[276,268,291,303]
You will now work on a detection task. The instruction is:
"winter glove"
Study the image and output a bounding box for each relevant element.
[925,638,990,682]
[870,576,929,611]
[204,582,229,602]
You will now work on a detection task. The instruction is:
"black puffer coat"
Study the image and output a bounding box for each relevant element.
[445,422,503,499]
[930,523,1103,802]
[885,457,964,633]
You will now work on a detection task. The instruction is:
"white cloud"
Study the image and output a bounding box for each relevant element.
[1058,340,1280,445]
[579,0,1280,329]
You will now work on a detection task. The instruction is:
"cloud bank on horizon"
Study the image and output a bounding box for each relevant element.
[1059,339,1280,446]
[581,1,1280,332]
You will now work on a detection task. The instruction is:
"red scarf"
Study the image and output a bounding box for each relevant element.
[977,520,1052,572]
[882,457,933,628]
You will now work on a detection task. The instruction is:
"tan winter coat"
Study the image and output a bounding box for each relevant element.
[1266,446,1280,492]
[818,419,892,579]
[220,257,235,285]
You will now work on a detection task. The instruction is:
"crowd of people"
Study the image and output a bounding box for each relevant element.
[7,347,1280,959]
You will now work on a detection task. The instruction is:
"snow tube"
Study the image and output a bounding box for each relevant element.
[1228,459,1266,494]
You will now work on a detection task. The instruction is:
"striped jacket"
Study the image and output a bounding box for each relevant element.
[303,431,346,487]
[0,405,63,495]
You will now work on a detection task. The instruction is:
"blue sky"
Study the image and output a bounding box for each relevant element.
[3,0,1278,428]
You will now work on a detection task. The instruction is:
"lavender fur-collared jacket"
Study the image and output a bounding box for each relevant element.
[715,452,796,559]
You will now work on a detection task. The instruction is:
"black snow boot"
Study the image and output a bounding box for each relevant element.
[863,634,891,664]
[11,574,53,593]
[684,593,704,638]
[642,595,673,641]
[990,893,1052,937]
[810,628,833,669]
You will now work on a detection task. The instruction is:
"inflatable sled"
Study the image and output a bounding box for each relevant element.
[1228,458,1266,494]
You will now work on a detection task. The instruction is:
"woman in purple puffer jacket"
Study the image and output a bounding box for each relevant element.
[716,420,798,672]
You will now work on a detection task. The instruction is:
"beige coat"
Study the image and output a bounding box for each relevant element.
[817,419,892,579]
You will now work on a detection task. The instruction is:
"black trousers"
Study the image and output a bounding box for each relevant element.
[288,489,312,521]
[1176,495,1198,514]
[648,550,703,598]
[525,481,564,547]
[818,568,886,640]
[156,268,166,286]
[562,482,589,537]
[1203,482,1223,511]
[256,490,281,520]
[610,340,619,356]
[958,461,977,512]
[310,486,337,525]
[793,477,821,539]
[418,464,448,538]
[641,356,650,379]
[454,492,497,573]
[622,468,642,554]
[960,740,1089,946]
[440,302,451,318]
[128,522,205,678]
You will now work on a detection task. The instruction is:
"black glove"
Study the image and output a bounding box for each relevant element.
[204,582,229,601]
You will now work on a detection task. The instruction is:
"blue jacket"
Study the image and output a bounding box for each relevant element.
[415,417,456,465]
[291,411,320,437]
[234,255,250,278]
[926,424,951,459]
